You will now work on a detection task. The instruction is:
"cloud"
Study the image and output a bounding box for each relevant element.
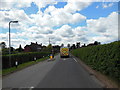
[64,0,92,13]
[50,25,89,46]
[0,32,27,48]
[33,0,57,10]
[102,3,114,8]
[0,0,58,11]
[0,9,33,30]
[86,12,118,43]
[34,1,90,28]
[96,5,99,8]
[74,27,87,36]
[31,5,87,28]
[0,1,90,29]
[54,25,75,38]
[0,0,32,10]
[95,3,114,9]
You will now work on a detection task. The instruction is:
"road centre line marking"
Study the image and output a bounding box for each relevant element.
[29,86,34,90]
[73,58,77,62]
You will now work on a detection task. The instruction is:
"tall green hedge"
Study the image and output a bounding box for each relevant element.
[71,41,120,82]
[2,52,50,69]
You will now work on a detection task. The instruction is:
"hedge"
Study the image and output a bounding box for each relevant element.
[71,41,120,82]
[2,52,51,69]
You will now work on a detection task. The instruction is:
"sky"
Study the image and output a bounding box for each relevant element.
[0,0,119,48]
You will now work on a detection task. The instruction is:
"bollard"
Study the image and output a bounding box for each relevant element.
[34,57,36,62]
[15,61,18,68]
[50,54,53,59]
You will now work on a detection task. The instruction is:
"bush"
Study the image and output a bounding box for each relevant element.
[71,41,120,82]
[2,52,50,69]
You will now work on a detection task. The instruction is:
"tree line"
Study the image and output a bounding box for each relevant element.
[0,41,101,55]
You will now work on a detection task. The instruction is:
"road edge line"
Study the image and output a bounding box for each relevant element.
[73,58,77,62]
[70,54,107,88]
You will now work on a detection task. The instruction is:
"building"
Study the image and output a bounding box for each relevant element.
[24,42,42,52]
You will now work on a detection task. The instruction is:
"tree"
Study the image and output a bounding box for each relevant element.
[73,44,76,49]
[82,43,86,47]
[0,42,9,55]
[45,44,52,52]
[71,44,76,49]
[2,48,9,55]
[83,43,86,47]
[76,42,80,48]
[61,43,64,47]
[16,44,24,52]
[67,44,70,48]
[0,42,6,49]
[10,47,15,52]
[52,45,60,53]
[94,41,101,45]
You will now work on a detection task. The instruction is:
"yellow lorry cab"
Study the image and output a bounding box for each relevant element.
[60,47,69,58]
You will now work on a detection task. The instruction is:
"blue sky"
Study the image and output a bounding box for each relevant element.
[78,2,118,19]
[22,2,39,15]
[0,1,119,48]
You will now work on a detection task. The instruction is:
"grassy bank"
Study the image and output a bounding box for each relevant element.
[2,56,49,76]
[71,41,120,83]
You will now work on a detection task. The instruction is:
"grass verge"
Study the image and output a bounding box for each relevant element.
[2,56,49,76]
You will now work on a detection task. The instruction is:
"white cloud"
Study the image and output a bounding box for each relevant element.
[0,0,33,10]
[0,1,90,29]
[86,12,118,43]
[49,25,90,46]
[0,0,57,11]
[74,27,87,36]
[87,12,118,33]
[33,0,57,10]
[91,36,115,44]
[43,5,87,27]
[102,3,114,8]
[64,0,92,13]
[0,0,14,10]
[0,9,33,30]
[0,32,26,48]
[54,25,75,38]
[95,3,114,9]
[96,5,99,8]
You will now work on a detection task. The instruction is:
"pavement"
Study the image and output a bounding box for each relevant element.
[2,54,104,89]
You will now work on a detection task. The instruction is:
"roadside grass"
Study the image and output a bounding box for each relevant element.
[2,56,49,76]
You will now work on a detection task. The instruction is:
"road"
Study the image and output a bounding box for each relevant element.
[2,54,103,89]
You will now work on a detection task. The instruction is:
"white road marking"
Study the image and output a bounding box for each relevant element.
[73,58,77,62]
[63,58,66,61]
[29,86,34,90]
[19,86,34,90]
[30,86,34,88]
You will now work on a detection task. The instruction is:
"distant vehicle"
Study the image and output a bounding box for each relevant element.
[60,47,69,58]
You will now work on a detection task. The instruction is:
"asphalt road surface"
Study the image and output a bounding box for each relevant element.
[2,54,103,89]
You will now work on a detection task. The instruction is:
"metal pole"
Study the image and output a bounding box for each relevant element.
[8,21,18,68]
[9,21,11,68]
[9,22,11,55]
